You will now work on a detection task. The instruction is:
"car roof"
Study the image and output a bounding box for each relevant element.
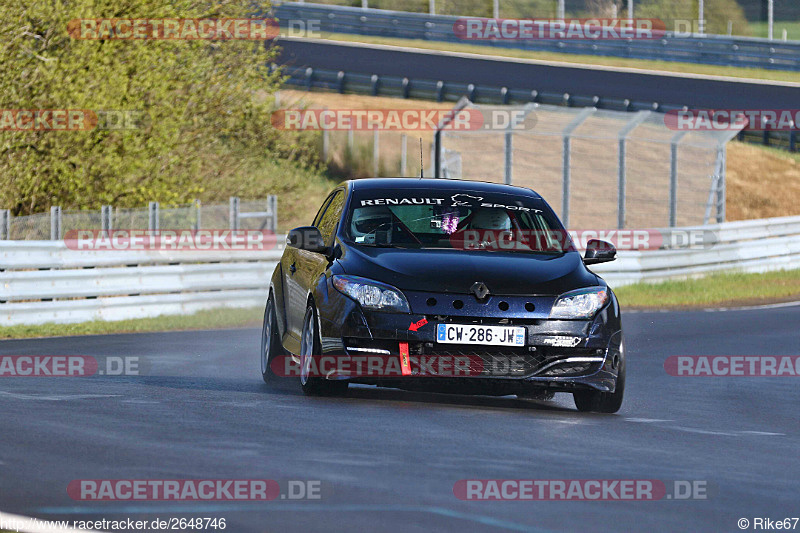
[347,178,542,199]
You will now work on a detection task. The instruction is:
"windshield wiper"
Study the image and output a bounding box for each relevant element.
[355,242,413,248]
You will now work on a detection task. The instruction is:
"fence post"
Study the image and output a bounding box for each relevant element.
[101,205,112,233]
[372,128,380,176]
[698,0,705,36]
[434,129,441,178]
[669,131,688,227]
[768,0,774,41]
[433,97,471,179]
[617,111,651,229]
[717,144,726,223]
[229,197,240,230]
[337,71,345,94]
[50,206,62,240]
[370,74,379,96]
[0,209,10,240]
[400,133,407,177]
[561,107,595,228]
[503,130,513,185]
[148,201,159,231]
[429,0,434,15]
[617,139,627,230]
[265,195,278,232]
[194,199,201,231]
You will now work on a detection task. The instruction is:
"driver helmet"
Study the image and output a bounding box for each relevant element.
[470,208,512,231]
[351,206,393,239]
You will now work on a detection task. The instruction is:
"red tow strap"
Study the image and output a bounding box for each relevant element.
[399,342,412,376]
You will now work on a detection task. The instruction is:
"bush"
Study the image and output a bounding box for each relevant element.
[0,0,323,215]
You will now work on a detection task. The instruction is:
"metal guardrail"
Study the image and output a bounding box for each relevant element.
[278,52,799,153]
[275,2,800,72]
[0,241,283,326]
[280,63,679,111]
[2,216,800,325]
[593,215,800,286]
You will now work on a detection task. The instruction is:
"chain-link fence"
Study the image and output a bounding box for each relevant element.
[313,100,741,229]
[435,100,743,229]
[0,197,278,240]
[323,128,433,179]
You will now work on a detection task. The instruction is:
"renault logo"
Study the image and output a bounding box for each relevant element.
[470,282,490,300]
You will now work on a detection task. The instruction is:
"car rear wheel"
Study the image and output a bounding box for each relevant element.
[573,343,625,414]
[299,305,348,396]
[260,293,284,384]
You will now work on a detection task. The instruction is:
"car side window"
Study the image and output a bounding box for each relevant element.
[312,193,336,227]
[316,190,345,246]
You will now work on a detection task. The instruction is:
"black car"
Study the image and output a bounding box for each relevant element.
[260,178,625,413]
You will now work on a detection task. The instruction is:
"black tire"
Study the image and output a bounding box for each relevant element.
[573,344,625,414]
[260,293,284,384]
[299,305,348,396]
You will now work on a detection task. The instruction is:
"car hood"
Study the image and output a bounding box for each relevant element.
[339,245,599,296]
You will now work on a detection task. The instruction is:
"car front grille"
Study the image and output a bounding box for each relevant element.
[409,344,603,378]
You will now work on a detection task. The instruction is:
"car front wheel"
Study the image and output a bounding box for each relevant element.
[573,341,625,414]
[299,304,348,396]
[260,293,284,384]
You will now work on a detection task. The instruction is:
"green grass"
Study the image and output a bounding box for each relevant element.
[749,21,800,41]
[315,32,800,83]
[614,269,800,308]
[0,307,264,340]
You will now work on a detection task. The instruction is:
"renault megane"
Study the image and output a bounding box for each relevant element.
[260,178,624,413]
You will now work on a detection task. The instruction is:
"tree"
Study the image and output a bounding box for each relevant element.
[0,0,319,215]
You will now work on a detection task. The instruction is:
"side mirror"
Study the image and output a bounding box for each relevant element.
[287,226,328,254]
[583,239,616,265]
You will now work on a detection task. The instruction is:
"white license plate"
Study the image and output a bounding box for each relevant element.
[436,324,526,346]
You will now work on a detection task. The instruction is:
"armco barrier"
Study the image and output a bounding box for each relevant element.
[276,39,800,152]
[1,217,799,326]
[0,241,284,327]
[275,2,800,72]
[592,215,800,286]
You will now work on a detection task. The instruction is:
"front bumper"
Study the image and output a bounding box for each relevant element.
[319,289,623,394]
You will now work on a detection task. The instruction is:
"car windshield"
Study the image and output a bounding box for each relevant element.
[344,191,573,253]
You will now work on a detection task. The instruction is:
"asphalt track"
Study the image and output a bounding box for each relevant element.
[0,305,798,532]
[278,38,800,110]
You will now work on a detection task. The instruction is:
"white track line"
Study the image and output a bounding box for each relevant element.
[626,299,800,313]
[0,510,101,533]
[701,300,800,311]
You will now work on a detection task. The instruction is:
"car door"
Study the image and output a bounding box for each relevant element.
[285,190,346,341]
[282,192,336,345]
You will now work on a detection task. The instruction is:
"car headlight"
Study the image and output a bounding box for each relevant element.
[332,275,410,313]
[549,287,609,319]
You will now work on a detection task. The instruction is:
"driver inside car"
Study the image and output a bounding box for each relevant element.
[460,207,514,250]
[350,205,394,244]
